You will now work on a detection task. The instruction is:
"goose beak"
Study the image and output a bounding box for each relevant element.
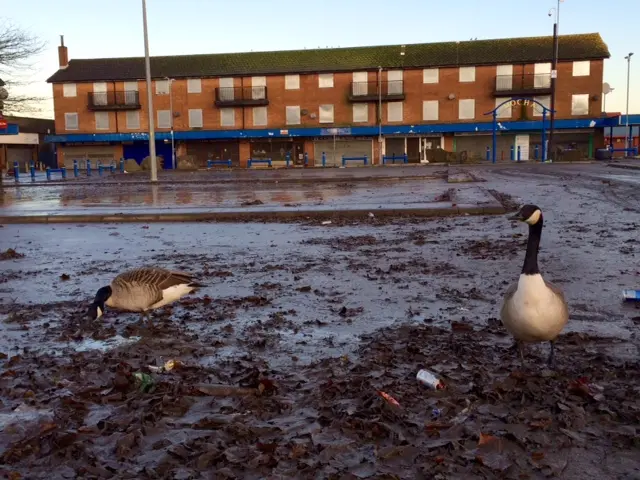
[508,213,521,221]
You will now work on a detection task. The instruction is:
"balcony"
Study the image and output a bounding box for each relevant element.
[348,81,405,102]
[493,74,552,97]
[214,86,269,107]
[87,91,141,110]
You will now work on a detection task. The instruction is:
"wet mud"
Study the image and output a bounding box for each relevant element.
[1,163,640,478]
[1,319,639,479]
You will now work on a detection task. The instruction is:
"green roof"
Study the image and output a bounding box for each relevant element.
[47,32,610,83]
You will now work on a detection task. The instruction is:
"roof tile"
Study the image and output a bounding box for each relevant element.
[46,33,610,83]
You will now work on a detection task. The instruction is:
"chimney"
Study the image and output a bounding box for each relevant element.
[58,35,68,68]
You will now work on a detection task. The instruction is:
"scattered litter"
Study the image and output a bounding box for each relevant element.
[377,390,401,408]
[132,372,155,392]
[147,359,182,373]
[321,220,332,225]
[622,289,640,301]
[59,273,71,281]
[368,212,374,218]
[417,369,445,390]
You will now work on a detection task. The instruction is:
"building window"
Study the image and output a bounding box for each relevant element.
[253,106,267,126]
[534,63,552,88]
[422,100,438,121]
[64,112,78,130]
[93,82,107,105]
[495,97,512,119]
[251,76,266,100]
[157,110,171,128]
[459,66,476,83]
[387,102,403,122]
[387,70,403,95]
[423,68,439,84]
[571,94,590,115]
[95,112,109,130]
[318,73,334,88]
[155,79,169,95]
[353,103,368,123]
[187,78,202,93]
[458,99,475,119]
[219,77,234,101]
[286,106,300,125]
[573,60,590,77]
[63,83,77,97]
[285,75,300,90]
[189,108,203,128]
[319,104,334,123]
[124,81,138,105]
[126,111,140,129]
[496,65,513,90]
[220,108,235,127]
[352,72,368,95]
[533,95,551,117]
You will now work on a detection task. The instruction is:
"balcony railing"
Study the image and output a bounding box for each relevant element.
[348,81,405,102]
[493,74,552,96]
[214,86,269,107]
[87,91,141,110]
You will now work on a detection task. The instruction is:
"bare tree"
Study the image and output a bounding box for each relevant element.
[0,20,47,115]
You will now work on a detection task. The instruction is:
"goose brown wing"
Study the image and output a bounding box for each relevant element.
[544,279,570,320]
[114,266,196,292]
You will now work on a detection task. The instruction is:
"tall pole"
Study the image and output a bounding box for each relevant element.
[378,66,383,164]
[167,77,175,169]
[625,53,634,151]
[142,0,158,182]
[548,1,560,162]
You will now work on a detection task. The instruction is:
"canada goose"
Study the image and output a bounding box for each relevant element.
[500,204,569,366]
[87,266,203,328]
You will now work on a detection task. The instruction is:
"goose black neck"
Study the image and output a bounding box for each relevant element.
[522,215,543,275]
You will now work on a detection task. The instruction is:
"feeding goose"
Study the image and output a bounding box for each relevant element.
[87,266,204,328]
[500,204,569,366]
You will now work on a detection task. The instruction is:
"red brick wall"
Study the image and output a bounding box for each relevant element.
[51,59,605,134]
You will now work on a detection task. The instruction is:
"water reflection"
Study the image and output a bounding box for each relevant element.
[0,181,371,211]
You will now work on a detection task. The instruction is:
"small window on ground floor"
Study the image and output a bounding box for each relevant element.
[95,112,109,130]
[387,102,403,122]
[65,112,78,130]
[253,106,268,126]
[220,108,235,127]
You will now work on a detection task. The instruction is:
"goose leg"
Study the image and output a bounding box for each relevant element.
[517,341,526,365]
[547,340,556,367]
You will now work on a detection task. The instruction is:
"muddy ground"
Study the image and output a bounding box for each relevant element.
[1,165,640,479]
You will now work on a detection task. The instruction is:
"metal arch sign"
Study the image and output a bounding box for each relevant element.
[509,99,533,107]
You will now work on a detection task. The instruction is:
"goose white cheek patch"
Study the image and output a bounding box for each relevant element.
[524,209,541,225]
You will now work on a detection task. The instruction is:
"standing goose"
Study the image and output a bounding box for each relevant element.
[500,204,569,366]
[87,266,204,328]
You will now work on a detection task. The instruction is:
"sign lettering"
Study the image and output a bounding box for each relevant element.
[510,99,533,107]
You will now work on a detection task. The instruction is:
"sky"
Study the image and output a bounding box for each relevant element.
[4,0,639,119]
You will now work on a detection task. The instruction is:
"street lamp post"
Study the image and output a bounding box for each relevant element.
[378,66,383,164]
[625,52,634,151]
[165,77,175,169]
[142,0,158,182]
[547,0,561,162]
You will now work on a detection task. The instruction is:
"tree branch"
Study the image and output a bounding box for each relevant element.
[0,20,47,115]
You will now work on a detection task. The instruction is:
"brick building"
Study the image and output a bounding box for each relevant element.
[1,116,56,172]
[45,32,611,167]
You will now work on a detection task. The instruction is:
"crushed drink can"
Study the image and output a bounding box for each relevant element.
[417,369,445,390]
[133,372,155,393]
